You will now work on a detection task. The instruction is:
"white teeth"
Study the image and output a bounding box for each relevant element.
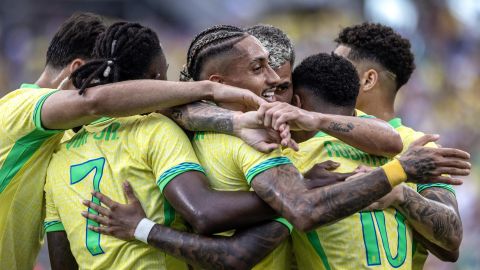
[263,91,274,97]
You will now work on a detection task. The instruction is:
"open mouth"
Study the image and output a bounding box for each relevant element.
[261,88,275,102]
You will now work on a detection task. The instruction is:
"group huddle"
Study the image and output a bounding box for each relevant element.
[0,12,471,270]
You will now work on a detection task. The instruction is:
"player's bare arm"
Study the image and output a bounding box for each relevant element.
[171,102,297,152]
[251,135,469,231]
[162,171,277,235]
[412,230,459,262]
[257,102,403,157]
[82,182,289,270]
[41,80,265,130]
[47,231,78,270]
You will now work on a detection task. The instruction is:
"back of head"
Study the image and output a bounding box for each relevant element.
[246,24,295,69]
[46,12,106,69]
[335,22,415,90]
[293,53,360,108]
[181,25,248,81]
[71,21,162,94]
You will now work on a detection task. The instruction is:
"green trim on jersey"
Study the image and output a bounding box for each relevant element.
[314,131,329,138]
[273,217,293,233]
[44,220,65,232]
[0,129,59,193]
[33,90,62,133]
[417,183,455,195]
[358,114,376,119]
[91,117,113,125]
[20,83,41,89]
[246,157,292,185]
[157,162,205,192]
[164,199,175,227]
[307,231,332,270]
[388,118,402,128]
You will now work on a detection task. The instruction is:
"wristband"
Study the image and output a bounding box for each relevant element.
[381,159,407,187]
[134,218,156,244]
[274,217,293,233]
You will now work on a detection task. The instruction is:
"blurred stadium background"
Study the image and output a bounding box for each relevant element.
[0,0,478,269]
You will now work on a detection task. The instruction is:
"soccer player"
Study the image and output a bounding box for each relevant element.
[334,23,463,267]
[0,13,264,270]
[83,49,469,270]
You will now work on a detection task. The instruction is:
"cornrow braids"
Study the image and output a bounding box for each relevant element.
[46,12,105,69]
[246,24,295,69]
[335,22,415,90]
[71,21,162,95]
[181,25,248,81]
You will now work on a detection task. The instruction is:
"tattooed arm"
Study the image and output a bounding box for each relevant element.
[82,182,290,270]
[251,135,469,231]
[47,231,78,270]
[257,102,403,157]
[393,186,462,253]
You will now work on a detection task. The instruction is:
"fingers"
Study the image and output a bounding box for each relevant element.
[82,200,111,216]
[287,138,299,152]
[437,158,471,170]
[409,134,440,147]
[257,102,278,125]
[427,176,463,185]
[123,181,139,203]
[92,191,116,208]
[437,148,470,159]
[318,160,340,171]
[436,167,470,176]
[81,211,110,226]
[255,142,280,153]
[279,124,291,147]
[86,224,112,236]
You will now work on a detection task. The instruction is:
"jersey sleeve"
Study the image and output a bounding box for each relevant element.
[140,114,205,192]
[234,138,292,186]
[43,171,65,233]
[1,88,61,140]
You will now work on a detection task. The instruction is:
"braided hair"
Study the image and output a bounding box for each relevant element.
[71,22,162,95]
[46,12,105,69]
[180,25,248,81]
[246,24,295,69]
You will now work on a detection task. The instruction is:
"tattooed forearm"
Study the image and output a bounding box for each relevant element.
[327,122,354,133]
[251,164,392,231]
[147,221,289,270]
[47,232,78,270]
[395,186,462,250]
[171,102,235,134]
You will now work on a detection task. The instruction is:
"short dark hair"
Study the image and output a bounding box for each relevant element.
[181,25,248,81]
[335,22,415,90]
[245,24,295,69]
[46,12,106,69]
[71,22,162,95]
[293,53,360,107]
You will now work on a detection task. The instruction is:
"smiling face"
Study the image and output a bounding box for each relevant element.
[217,35,281,102]
[273,61,293,103]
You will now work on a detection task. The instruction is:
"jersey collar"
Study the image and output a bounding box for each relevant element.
[388,118,403,128]
[20,83,40,89]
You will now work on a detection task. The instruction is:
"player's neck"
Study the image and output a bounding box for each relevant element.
[35,66,68,89]
[357,92,396,121]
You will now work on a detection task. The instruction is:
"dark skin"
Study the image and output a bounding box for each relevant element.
[47,231,78,270]
[83,133,468,269]
[335,44,464,261]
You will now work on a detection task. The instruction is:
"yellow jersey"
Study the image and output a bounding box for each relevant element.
[44,114,205,270]
[388,118,455,270]
[0,84,64,270]
[192,131,293,270]
[283,110,418,270]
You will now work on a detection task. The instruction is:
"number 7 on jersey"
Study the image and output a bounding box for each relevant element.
[70,157,106,256]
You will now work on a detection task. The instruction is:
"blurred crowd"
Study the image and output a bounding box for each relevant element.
[0,0,478,269]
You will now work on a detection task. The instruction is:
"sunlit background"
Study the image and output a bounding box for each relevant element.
[0,0,478,269]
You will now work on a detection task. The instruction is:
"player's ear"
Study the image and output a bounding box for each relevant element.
[361,69,378,92]
[292,94,302,108]
[68,58,87,74]
[209,74,224,84]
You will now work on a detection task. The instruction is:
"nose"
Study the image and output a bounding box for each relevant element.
[265,64,280,86]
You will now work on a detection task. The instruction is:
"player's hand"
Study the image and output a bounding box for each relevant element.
[344,165,373,181]
[81,181,146,241]
[257,102,321,131]
[212,83,266,111]
[363,184,405,211]
[398,134,471,185]
[303,161,355,189]
[234,111,298,152]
